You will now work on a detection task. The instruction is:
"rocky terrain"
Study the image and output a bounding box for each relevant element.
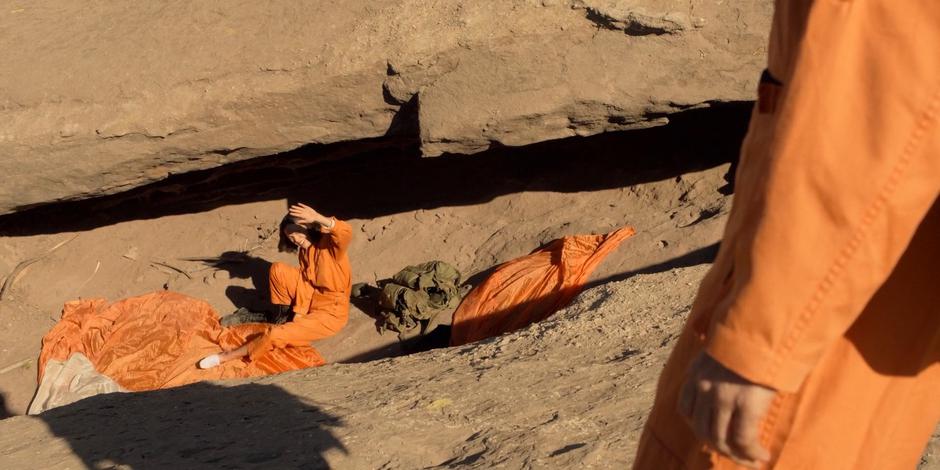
[0,264,707,468]
[0,0,772,214]
[2,2,937,469]
[0,94,749,466]
[0,102,749,416]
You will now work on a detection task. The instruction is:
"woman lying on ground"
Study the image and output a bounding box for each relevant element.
[198,203,353,369]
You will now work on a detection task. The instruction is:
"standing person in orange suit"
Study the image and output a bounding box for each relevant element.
[634,1,940,469]
[199,203,353,368]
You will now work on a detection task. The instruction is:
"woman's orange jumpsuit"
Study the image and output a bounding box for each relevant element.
[247,219,353,361]
[634,0,940,468]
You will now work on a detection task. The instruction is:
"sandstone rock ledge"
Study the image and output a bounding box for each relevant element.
[0,0,771,215]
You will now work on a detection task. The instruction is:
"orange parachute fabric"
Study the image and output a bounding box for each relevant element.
[450,226,635,346]
[38,291,325,392]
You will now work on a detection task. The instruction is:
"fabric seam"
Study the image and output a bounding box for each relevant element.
[769,82,940,379]
[645,424,693,470]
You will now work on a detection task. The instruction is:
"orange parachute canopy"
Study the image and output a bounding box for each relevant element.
[450,226,635,346]
[38,291,324,392]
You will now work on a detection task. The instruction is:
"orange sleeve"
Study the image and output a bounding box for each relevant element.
[322,218,353,255]
[704,1,940,393]
[297,246,316,283]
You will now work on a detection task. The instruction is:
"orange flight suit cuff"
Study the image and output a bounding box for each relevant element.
[705,322,812,393]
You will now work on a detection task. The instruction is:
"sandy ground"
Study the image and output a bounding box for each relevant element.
[0,105,936,467]
[0,105,744,417]
[0,263,708,468]
[1,266,937,468]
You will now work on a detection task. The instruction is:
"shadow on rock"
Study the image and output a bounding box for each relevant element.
[38,382,345,469]
[585,242,720,290]
[187,251,274,312]
[0,103,751,236]
[348,283,384,324]
[0,394,12,420]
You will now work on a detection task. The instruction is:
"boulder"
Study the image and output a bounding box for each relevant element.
[0,0,771,214]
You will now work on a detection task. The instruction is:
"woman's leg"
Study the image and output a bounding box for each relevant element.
[220,344,249,362]
[198,343,249,369]
[246,309,345,362]
[269,262,313,323]
[268,262,301,308]
[201,299,346,369]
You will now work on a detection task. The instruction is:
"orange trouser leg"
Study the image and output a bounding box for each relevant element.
[268,262,315,314]
[268,262,298,306]
[247,307,346,362]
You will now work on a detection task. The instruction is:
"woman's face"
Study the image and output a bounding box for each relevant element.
[283,223,308,247]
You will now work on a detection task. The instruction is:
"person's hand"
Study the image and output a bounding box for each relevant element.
[678,352,776,468]
[288,203,323,226]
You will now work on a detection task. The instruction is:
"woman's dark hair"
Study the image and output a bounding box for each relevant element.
[277,215,321,253]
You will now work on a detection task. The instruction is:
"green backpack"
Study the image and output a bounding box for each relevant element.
[368,261,463,335]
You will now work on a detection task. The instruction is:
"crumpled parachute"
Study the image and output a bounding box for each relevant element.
[450,226,635,346]
[36,291,323,408]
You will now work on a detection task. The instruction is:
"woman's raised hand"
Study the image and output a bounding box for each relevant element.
[288,203,323,226]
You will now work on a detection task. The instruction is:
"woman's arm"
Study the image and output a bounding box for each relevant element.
[288,203,352,253]
[324,219,353,254]
[289,203,333,228]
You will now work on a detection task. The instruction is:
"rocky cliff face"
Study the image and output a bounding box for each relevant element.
[0,0,771,215]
